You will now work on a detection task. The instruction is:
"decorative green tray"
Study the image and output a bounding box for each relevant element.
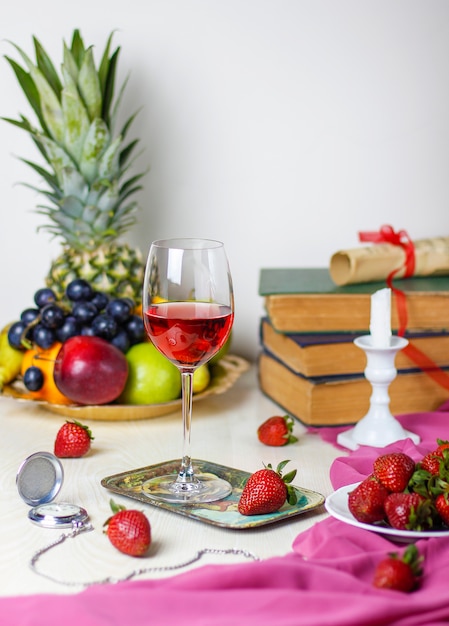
[101,459,325,529]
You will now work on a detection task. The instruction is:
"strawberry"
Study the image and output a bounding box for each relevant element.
[238,460,297,516]
[435,439,449,455]
[104,499,151,556]
[348,475,389,524]
[54,420,94,458]
[420,451,444,476]
[435,493,449,526]
[373,452,415,492]
[257,415,298,447]
[373,544,423,592]
[384,492,433,530]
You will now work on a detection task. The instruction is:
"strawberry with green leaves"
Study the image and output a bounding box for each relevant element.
[435,493,449,526]
[257,415,298,447]
[373,452,415,492]
[54,420,94,458]
[104,499,151,557]
[373,544,423,592]
[348,475,389,524]
[238,460,297,516]
[384,492,434,531]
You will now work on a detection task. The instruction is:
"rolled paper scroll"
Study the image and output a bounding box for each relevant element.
[330,235,449,286]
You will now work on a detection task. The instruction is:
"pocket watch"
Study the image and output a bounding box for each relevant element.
[16,451,90,529]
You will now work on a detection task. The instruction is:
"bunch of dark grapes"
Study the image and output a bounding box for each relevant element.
[8,279,145,356]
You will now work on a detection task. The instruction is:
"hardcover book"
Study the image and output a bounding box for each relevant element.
[259,268,449,333]
[258,349,449,427]
[260,317,449,378]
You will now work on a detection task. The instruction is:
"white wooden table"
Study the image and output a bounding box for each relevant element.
[0,364,344,596]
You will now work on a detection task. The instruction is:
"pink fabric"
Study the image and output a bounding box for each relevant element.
[3,408,449,625]
[324,407,449,489]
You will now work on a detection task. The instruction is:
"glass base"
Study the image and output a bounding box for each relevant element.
[142,472,233,504]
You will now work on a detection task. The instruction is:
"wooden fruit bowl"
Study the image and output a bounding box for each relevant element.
[1,354,250,421]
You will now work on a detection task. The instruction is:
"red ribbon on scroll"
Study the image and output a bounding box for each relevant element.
[358,225,449,392]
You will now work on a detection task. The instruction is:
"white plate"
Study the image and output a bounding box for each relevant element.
[325,482,449,542]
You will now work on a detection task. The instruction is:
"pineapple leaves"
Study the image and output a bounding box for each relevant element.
[61,77,90,163]
[102,47,120,126]
[70,30,86,69]
[78,47,102,121]
[79,118,110,183]
[3,29,146,251]
[98,31,117,98]
[3,56,49,133]
[38,135,77,185]
[33,36,63,98]
[19,158,61,195]
[98,135,121,179]
[6,42,64,143]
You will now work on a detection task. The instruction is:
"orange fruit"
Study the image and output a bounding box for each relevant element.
[21,342,73,405]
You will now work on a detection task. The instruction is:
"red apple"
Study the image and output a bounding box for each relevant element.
[54,336,128,405]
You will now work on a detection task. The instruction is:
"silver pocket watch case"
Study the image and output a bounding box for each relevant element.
[16,451,89,528]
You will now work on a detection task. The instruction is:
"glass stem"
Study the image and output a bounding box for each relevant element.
[177,370,196,484]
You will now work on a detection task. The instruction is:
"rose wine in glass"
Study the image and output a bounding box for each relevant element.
[142,238,234,503]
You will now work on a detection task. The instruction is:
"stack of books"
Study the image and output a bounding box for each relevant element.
[258,268,449,427]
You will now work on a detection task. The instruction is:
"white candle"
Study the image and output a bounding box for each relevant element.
[370,287,392,347]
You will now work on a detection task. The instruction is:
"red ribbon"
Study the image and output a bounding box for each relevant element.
[359,224,416,282]
[359,225,449,392]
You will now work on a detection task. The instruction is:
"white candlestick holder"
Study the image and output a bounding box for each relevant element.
[337,335,420,451]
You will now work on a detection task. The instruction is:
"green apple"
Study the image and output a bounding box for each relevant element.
[118,342,181,405]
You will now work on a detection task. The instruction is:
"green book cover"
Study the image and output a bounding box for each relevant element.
[259,268,449,296]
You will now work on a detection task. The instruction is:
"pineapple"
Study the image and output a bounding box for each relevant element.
[3,29,146,303]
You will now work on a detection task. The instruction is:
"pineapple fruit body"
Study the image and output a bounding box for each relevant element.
[46,243,144,303]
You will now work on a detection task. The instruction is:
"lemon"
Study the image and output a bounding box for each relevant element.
[193,364,211,394]
[118,342,182,405]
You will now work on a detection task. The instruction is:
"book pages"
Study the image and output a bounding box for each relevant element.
[330,237,449,286]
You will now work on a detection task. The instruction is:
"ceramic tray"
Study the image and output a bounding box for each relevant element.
[1,354,249,421]
[101,459,325,529]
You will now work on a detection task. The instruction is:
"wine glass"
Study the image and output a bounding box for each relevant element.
[142,238,234,503]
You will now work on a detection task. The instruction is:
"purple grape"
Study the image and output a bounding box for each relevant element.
[66,279,94,302]
[106,298,132,324]
[34,288,56,308]
[125,315,145,344]
[55,316,80,342]
[33,324,56,349]
[20,308,40,326]
[90,291,109,312]
[91,313,118,340]
[111,329,131,353]
[72,301,98,324]
[23,366,44,391]
[7,321,27,349]
[81,326,96,336]
[40,304,66,329]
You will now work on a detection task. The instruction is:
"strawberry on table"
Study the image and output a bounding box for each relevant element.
[348,475,389,524]
[257,415,298,447]
[373,544,423,592]
[373,452,415,492]
[104,499,151,557]
[54,420,94,458]
[238,460,297,516]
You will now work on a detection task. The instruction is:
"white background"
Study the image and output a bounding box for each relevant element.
[1,0,449,361]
